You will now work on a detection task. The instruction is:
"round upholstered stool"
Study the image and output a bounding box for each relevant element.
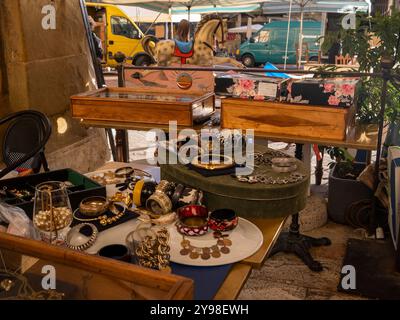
[160,144,309,218]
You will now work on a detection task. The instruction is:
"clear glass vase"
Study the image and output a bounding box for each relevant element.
[33,181,73,245]
[126,224,171,271]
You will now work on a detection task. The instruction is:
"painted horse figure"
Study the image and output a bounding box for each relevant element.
[142,14,243,67]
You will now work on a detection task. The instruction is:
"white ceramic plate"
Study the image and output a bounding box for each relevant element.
[168,218,264,267]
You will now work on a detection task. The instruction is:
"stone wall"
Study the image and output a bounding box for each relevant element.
[0,0,109,172]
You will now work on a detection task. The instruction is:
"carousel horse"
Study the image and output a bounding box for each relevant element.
[141,14,243,68]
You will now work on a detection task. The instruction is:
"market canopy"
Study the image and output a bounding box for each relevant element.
[262,0,370,14]
[87,0,264,13]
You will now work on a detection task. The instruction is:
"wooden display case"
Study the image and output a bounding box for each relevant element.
[221,98,356,141]
[0,232,193,300]
[71,87,215,127]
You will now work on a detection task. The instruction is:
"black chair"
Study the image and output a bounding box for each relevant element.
[0,110,52,179]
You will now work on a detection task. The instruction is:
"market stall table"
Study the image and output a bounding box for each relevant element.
[95,161,286,299]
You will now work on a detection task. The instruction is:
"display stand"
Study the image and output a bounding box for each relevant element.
[78,55,396,272]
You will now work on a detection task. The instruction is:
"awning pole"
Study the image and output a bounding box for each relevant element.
[170,6,173,39]
[284,0,293,70]
[297,2,305,67]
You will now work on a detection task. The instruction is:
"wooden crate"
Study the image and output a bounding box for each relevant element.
[71,87,215,127]
[0,232,193,300]
[221,98,355,141]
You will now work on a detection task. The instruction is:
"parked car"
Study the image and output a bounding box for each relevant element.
[86,2,152,67]
[237,20,322,67]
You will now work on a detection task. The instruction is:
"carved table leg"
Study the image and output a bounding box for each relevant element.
[270,144,331,272]
[270,213,331,271]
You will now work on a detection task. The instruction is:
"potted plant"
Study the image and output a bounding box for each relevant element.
[326,11,400,224]
[328,159,373,224]
[341,11,400,142]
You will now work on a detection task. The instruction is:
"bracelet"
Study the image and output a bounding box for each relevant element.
[171,184,185,207]
[133,179,145,207]
[271,157,297,167]
[133,168,152,178]
[79,196,109,217]
[146,191,172,215]
[73,204,125,226]
[133,180,157,207]
[66,223,98,251]
[271,164,298,173]
[115,166,135,178]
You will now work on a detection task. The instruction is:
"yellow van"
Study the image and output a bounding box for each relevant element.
[86,2,152,67]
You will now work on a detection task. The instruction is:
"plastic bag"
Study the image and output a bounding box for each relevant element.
[0,202,39,239]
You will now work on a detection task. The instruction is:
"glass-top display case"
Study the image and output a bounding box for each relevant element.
[71,88,215,127]
[0,232,193,300]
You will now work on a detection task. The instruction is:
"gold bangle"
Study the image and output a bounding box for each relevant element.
[191,154,234,171]
[73,208,105,222]
[79,197,109,217]
[115,166,134,178]
[133,179,145,207]
[146,191,172,215]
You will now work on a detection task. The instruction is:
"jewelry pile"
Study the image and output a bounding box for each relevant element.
[33,207,72,232]
[235,172,306,185]
[73,203,125,227]
[234,151,306,185]
[134,227,171,271]
[179,231,232,260]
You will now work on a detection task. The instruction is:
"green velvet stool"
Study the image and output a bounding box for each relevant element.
[161,144,309,219]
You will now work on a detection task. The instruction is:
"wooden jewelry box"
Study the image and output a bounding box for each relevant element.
[221,98,356,141]
[71,87,215,127]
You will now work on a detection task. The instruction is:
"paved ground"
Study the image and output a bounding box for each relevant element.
[238,221,367,300]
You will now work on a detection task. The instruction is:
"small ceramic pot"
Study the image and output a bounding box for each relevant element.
[177,205,209,236]
[208,209,238,232]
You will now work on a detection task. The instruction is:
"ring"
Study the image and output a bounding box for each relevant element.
[66,223,98,251]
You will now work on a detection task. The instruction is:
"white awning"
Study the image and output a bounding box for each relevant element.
[87,0,264,13]
[262,0,370,14]
[118,6,202,22]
